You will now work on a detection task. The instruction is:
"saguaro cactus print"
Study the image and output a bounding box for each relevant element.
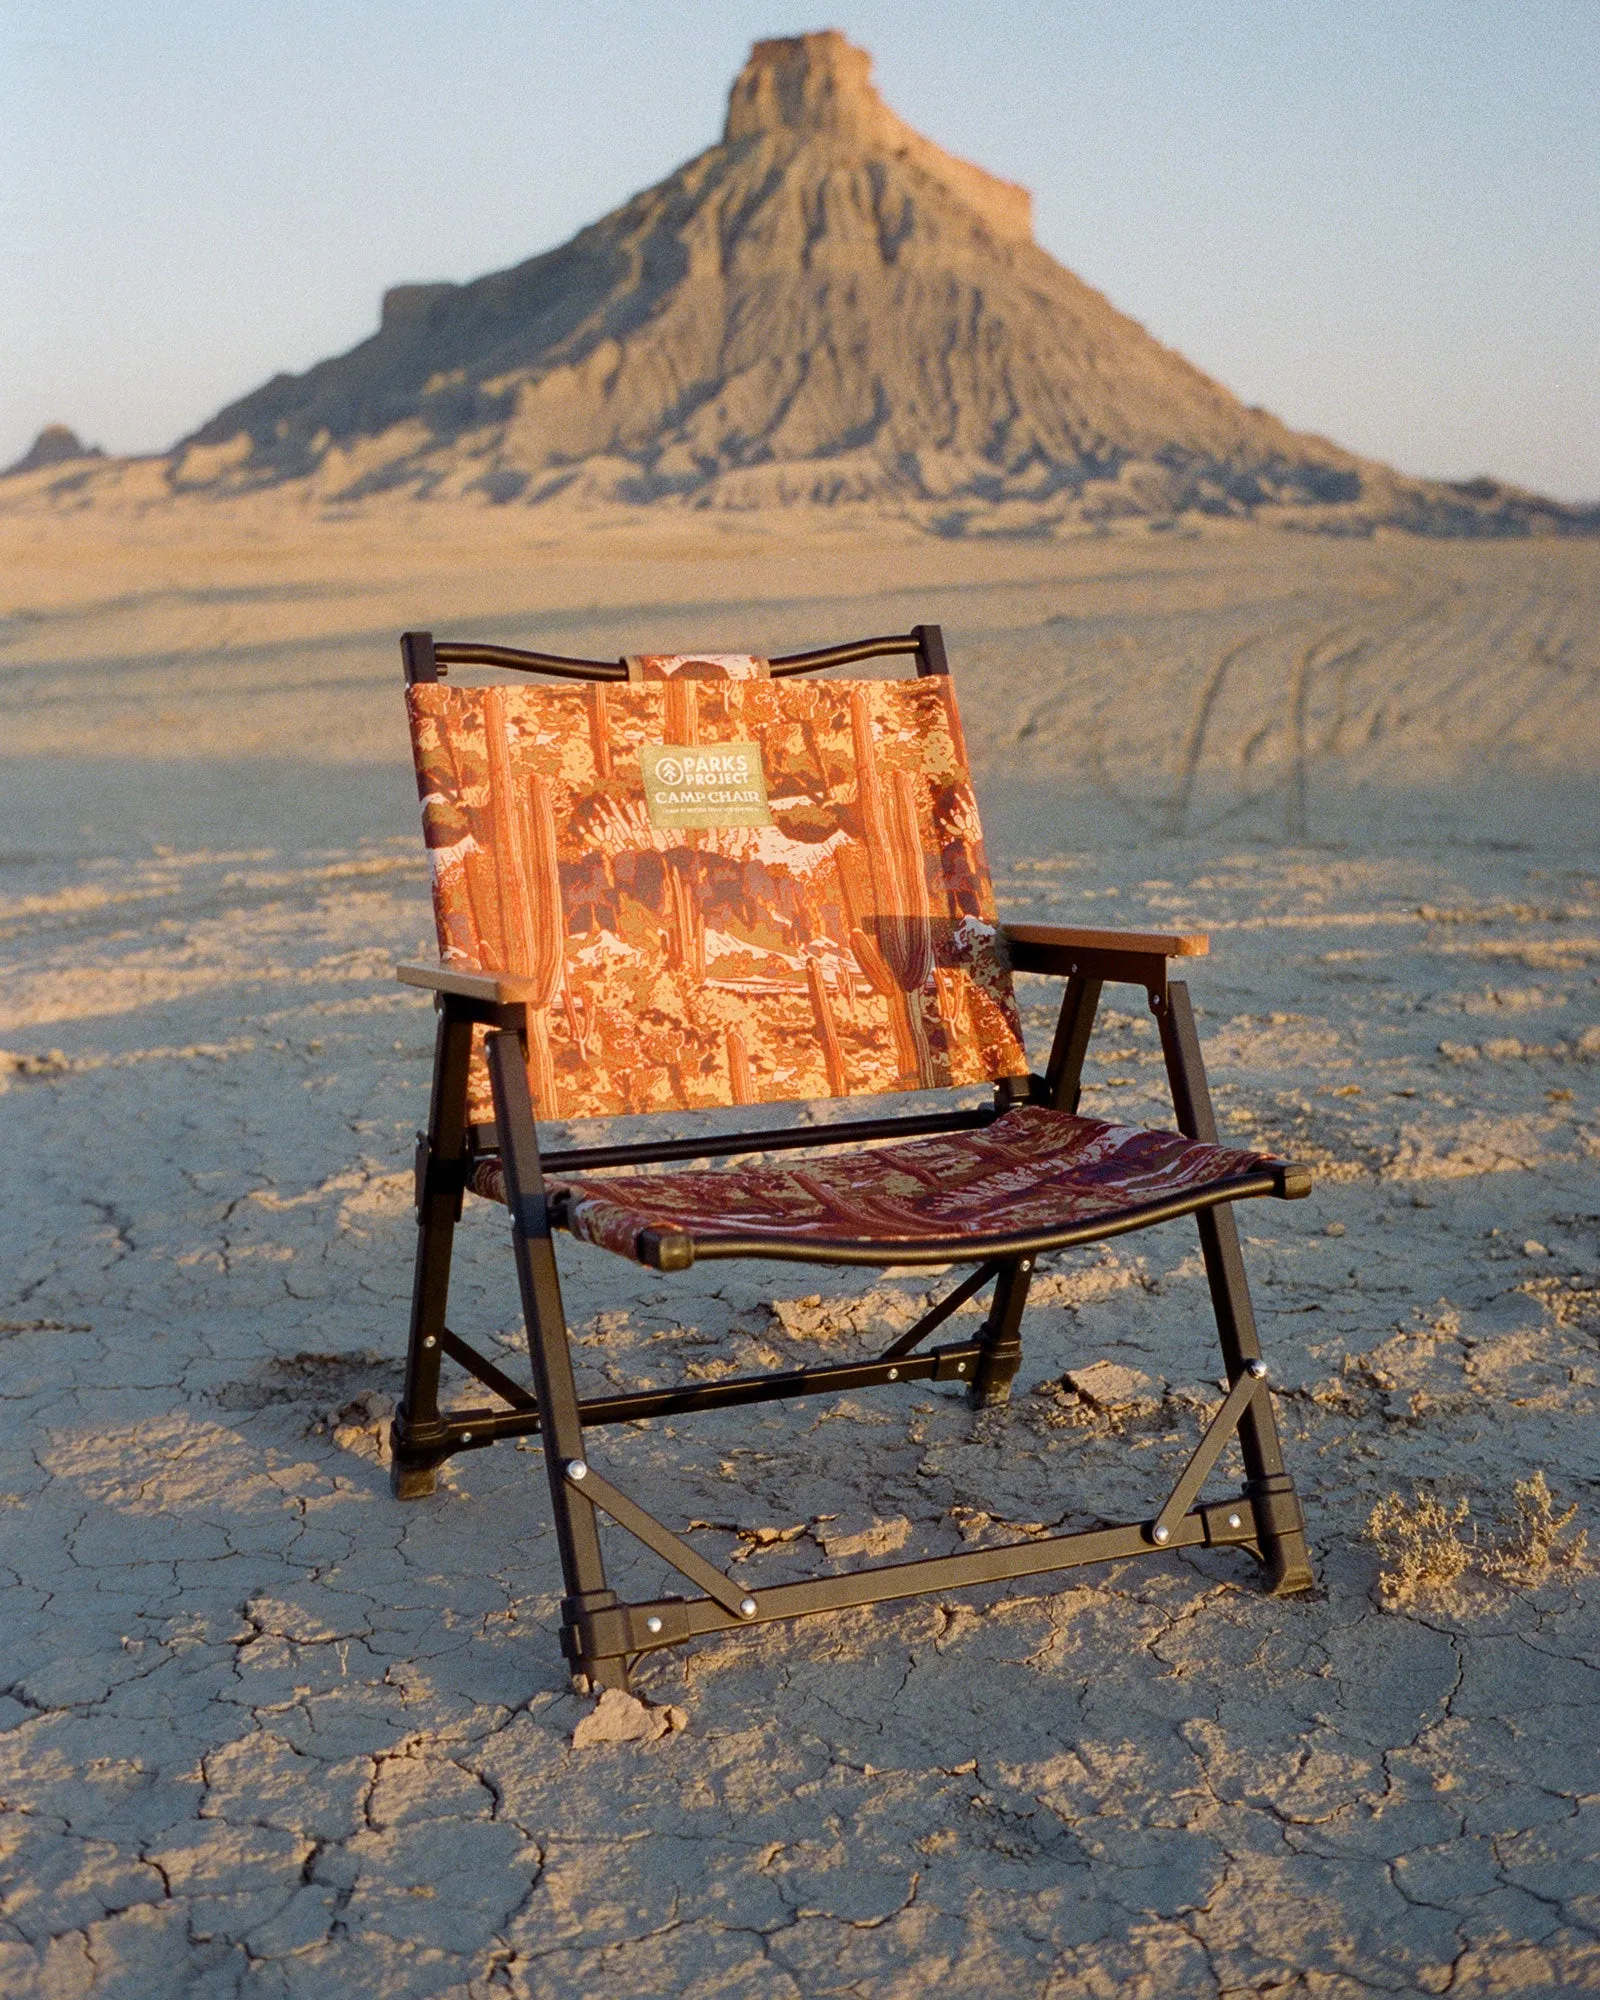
[848,690,936,1086]
[725,1028,755,1105]
[805,957,848,1096]
[664,858,707,986]
[483,690,567,1113]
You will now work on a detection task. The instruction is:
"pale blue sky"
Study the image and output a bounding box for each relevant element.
[5,0,1597,498]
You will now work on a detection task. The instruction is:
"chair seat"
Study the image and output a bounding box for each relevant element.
[469,1106,1304,1269]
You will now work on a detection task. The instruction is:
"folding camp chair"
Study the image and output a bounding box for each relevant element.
[391,625,1316,1693]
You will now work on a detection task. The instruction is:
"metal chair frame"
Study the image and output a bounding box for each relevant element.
[389,625,1315,1692]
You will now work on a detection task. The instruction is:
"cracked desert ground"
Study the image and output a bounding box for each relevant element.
[2,504,1598,1998]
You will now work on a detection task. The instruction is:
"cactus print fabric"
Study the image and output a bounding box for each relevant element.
[625,653,770,680]
[406,675,1028,1124]
[468,1107,1288,1262]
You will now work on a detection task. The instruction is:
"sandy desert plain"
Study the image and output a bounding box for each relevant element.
[1,497,1599,1998]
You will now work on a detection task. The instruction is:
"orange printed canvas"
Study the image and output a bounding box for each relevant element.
[406,675,1028,1124]
[625,653,770,680]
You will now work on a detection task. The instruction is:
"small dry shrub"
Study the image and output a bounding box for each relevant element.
[1482,1470,1589,1582]
[1368,1471,1588,1606]
[1367,1490,1474,1603]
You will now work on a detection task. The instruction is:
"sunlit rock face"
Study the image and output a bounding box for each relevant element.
[721,29,1034,244]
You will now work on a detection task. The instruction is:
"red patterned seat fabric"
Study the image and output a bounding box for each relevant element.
[467,1107,1290,1264]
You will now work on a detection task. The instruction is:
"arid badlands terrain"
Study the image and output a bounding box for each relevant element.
[1,496,1598,1999]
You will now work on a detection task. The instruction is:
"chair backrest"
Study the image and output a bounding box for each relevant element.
[404,632,1028,1126]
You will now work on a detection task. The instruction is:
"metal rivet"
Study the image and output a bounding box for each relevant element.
[422,1336,437,1349]
[1152,1523,1170,1544]
[460,1431,473,1444]
[1227,1512,1243,1531]
[645,1615,663,1635]
[566,1459,588,1481]
[1021,1259,1033,1272]
[956,1362,966,1373]
[887,1367,899,1380]
[1246,1359,1267,1380]
[738,1597,757,1619]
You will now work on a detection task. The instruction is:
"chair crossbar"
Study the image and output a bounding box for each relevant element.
[570,1497,1277,1668]
[769,632,926,674]
[536,1101,1008,1176]
[408,1334,987,1455]
[416,626,941,685]
[433,642,629,680]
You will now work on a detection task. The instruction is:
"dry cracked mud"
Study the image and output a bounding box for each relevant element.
[1,520,1597,1996]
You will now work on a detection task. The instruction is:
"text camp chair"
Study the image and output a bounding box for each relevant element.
[392,625,1316,1694]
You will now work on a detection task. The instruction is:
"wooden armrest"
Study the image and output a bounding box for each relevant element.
[1002,922,1209,987]
[1004,922,1208,959]
[397,961,539,1006]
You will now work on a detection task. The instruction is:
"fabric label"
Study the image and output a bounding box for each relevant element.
[641,741,774,829]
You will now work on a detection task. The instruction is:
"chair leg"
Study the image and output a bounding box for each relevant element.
[1044,973,1103,1113]
[487,1028,629,1693]
[1159,980,1316,1595]
[391,1003,475,1500]
[1195,1207,1315,1593]
[390,1197,449,1499]
[968,976,1107,1409]
[970,1255,1035,1408]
